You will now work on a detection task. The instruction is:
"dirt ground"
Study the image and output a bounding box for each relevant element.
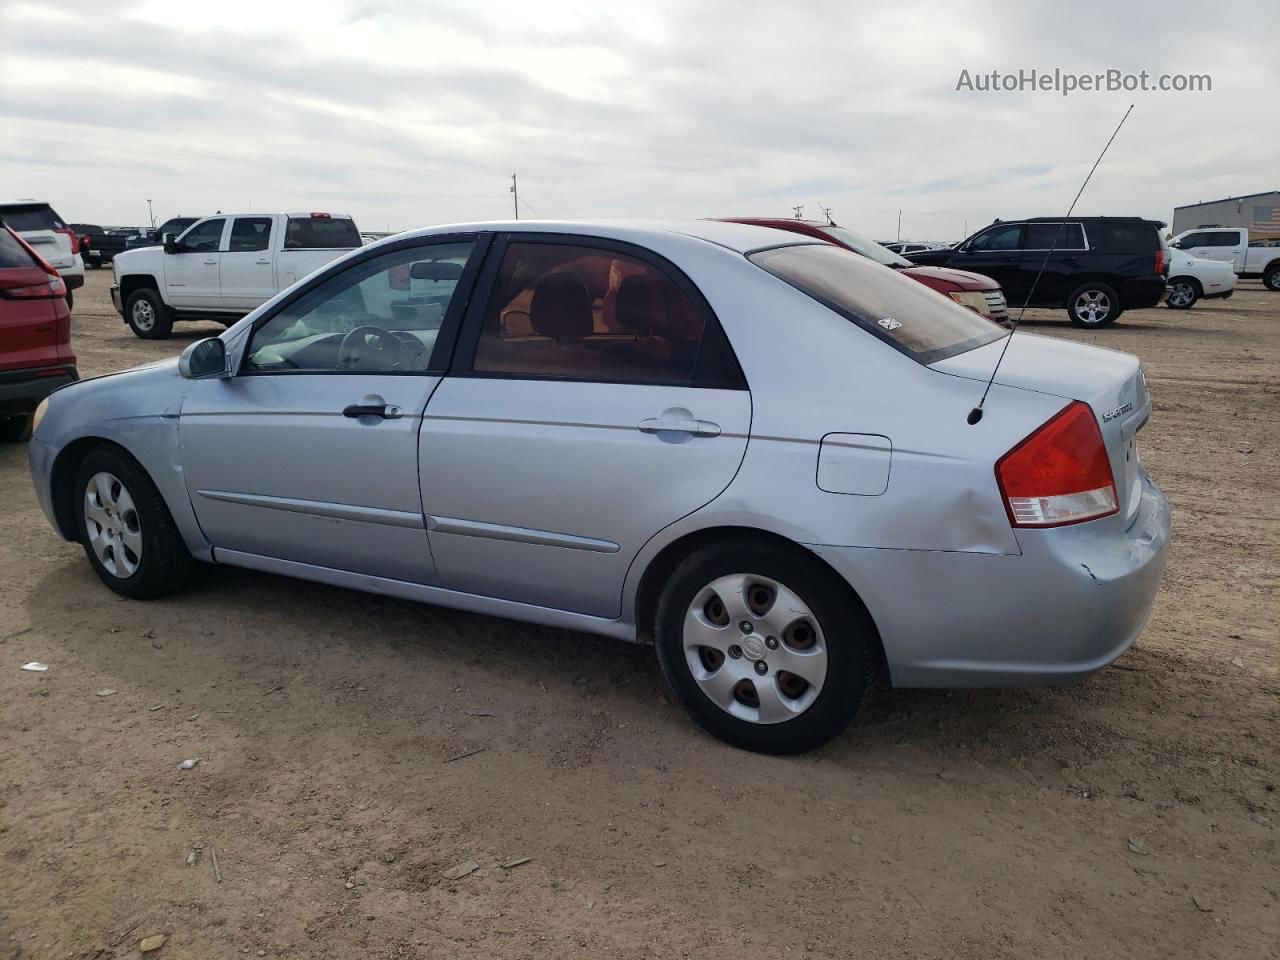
[1,268,1276,960]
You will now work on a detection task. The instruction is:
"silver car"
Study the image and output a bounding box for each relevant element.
[27,221,1170,753]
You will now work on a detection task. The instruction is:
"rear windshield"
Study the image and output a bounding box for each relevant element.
[817,226,911,267]
[1087,221,1161,252]
[0,203,66,232]
[0,228,38,269]
[749,243,1004,364]
[284,217,361,250]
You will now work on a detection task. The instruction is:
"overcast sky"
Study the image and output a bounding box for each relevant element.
[2,0,1276,241]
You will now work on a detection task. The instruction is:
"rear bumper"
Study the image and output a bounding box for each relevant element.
[1118,276,1167,309]
[0,366,79,417]
[1203,288,1235,301]
[811,469,1171,687]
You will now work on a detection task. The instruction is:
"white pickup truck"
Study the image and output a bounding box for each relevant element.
[111,212,362,338]
[1169,227,1280,291]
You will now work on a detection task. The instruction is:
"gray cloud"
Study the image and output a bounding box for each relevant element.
[1,0,1276,239]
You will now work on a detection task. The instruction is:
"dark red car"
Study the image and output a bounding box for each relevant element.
[718,218,1009,324]
[0,224,78,442]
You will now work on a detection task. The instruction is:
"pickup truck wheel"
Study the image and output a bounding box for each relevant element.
[126,289,173,339]
[1067,282,1120,328]
[1264,266,1280,292]
[1165,277,1200,309]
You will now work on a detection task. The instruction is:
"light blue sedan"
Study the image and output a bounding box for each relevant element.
[28,221,1170,753]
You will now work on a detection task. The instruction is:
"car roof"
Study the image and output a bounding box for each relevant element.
[1010,216,1166,226]
[391,219,816,255]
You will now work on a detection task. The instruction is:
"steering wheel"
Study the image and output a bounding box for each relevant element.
[338,325,402,370]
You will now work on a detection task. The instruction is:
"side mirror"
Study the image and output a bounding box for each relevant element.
[178,337,228,379]
[163,233,178,254]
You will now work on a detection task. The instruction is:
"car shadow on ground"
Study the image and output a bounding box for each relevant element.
[24,555,1151,769]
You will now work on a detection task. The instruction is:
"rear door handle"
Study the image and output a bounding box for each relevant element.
[203,257,218,265]
[255,257,270,264]
[343,401,403,420]
[639,417,720,437]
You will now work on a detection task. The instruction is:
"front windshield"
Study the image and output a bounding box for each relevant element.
[818,226,912,268]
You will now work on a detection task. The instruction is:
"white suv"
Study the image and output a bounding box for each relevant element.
[0,200,85,309]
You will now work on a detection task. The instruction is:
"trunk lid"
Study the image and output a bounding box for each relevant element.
[931,332,1151,524]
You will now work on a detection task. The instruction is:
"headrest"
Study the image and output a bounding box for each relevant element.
[529,272,592,343]
[615,275,665,336]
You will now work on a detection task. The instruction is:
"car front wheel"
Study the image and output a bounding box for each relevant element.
[1165,278,1200,309]
[654,537,878,754]
[74,447,191,599]
[1067,282,1121,327]
[1264,266,1280,292]
[125,288,173,339]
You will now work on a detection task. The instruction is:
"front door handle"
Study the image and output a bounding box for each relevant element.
[255,257,270,265]
[343,394,403,420]
[639,416,721,437]
[203,257,218,265]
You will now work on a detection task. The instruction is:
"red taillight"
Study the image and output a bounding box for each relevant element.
[1154,249,1167,275]
[81,234,93,251]
[3,276,66,298]
[996,401,1118,528]
[54,227,79,253]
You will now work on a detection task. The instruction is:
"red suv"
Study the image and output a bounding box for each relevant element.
[0,224,78,442]
[718,218,1009,324]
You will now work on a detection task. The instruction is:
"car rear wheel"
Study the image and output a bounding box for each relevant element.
[1264,266,1280,292]
[1165,277,1200,309]
[1067,282,1120,327]
[654,537,878,754]
[74,447,191,599]
[0,415,32,443]
[126,288,173,339]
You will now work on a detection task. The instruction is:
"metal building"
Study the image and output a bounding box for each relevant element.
[1172,190,1280,236]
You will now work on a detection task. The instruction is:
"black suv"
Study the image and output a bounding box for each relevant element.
[905,217,1169,327]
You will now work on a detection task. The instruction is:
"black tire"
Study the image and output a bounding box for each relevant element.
[654,536,879,754]
[0,415,32,443]
[1264,266,1280,292]
[125,288,173,339]
[1164,277,1201,310]
[74,446,191,599]
[1066,281,1121,328]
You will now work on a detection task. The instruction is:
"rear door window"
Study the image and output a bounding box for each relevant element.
[468,240,741,387]
[229,217,273,252]
[1022,223,1086,250]
[750,243,1004,364]
[284,217,361,249]
[0,228,38,268]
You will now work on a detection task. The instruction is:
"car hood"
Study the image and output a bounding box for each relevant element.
[902,264,997,290]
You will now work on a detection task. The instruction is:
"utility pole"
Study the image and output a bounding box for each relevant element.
[146,199,155,228]
[510,174,519,220]
[896,209,902,242]
[815,202,833,224]
[791,204,804,220]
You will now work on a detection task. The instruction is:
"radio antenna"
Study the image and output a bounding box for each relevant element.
[966,104,1134,425]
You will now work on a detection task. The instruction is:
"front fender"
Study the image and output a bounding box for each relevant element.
[32,362,212,561]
